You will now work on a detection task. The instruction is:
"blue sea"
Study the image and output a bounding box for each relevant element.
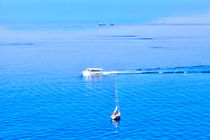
[0,24,210,139]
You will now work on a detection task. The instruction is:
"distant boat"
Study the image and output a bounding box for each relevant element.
[111,75,121,120]
[99,22,106,26]
[110,23,115,26]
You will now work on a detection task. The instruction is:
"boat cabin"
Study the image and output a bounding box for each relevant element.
[86,68,103,72]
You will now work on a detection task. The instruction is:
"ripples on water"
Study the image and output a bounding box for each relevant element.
[0,24,210,139]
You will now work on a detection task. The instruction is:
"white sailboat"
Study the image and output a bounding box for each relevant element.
[111,75,121,120]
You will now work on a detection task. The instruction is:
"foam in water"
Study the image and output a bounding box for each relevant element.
[93,65,210,76]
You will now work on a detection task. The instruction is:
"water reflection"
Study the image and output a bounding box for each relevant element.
[112,119,120,128]
[82,74,103,82]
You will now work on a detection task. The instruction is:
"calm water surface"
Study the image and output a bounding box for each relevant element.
[0,24,210,139]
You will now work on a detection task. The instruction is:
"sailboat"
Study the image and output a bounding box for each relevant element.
[111,75,121,120]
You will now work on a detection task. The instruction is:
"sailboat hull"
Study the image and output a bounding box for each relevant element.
[111,114,121,120]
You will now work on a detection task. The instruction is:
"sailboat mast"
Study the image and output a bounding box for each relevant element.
[115,74,120,111]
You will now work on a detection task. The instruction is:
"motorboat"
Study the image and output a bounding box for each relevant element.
[82,68,103,76]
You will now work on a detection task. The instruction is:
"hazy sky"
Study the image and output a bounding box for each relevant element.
[0,0,210,24]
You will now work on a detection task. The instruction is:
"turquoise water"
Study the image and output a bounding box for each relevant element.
[0,25,210,139]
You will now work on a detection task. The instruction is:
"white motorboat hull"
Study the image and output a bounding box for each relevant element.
[82,71,103,76]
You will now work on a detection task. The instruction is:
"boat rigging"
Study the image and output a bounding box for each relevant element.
[111,75,121,120]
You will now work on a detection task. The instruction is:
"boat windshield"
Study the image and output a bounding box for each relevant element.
[90,70,101,72]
